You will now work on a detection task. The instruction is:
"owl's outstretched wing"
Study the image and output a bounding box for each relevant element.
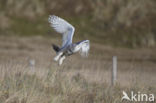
[48,15,75,48]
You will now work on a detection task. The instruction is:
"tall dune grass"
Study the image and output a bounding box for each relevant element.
[0,62,155,103]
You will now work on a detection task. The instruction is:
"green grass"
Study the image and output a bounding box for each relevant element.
[0,0,156,48]
[10,16,49,36]
[1,14,156,48]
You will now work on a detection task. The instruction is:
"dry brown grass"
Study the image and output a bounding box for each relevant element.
[0,36,156,103]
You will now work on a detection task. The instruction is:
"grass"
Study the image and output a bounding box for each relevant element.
[0,0,156,48]
[0,63,155,103]
[3,14,155,48]
[0,36,156,103]
[7,16,50,36]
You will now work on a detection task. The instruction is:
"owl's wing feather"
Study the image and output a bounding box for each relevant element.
[75,40,90,57]
[48,15,75,48]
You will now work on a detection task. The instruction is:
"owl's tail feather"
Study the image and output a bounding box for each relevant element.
[52,44,60,53]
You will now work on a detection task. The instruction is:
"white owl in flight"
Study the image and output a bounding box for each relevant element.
[48,15,90,65]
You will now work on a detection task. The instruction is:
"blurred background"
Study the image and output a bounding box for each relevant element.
[0,0,156,103]
[0,0,156,47]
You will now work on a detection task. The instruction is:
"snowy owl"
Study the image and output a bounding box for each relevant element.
[48,15,90,65]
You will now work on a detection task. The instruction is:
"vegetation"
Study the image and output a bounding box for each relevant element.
[0,36,156,103]
[0,1,156,102]
[0,0,156,47]
[0,64,155,103]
